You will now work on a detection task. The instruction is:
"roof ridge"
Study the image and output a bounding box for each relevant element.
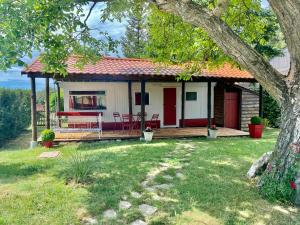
[103,56,151,62]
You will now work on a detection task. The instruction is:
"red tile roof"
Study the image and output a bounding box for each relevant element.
[22,56,254,80]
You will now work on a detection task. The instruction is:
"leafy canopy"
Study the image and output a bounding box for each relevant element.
[0,0,284,75]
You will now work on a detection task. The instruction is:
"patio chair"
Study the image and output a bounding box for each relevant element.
[146,113,159,129]
[121,114,133,133]
[113,112,121,132]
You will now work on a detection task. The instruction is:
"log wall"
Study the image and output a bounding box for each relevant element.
[241,89,259,131]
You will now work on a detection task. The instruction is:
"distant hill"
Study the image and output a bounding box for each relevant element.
[0,70,47,91]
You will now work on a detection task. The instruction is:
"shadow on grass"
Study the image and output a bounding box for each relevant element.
[56,139,177,222]
[0,162,52,184]
[166,134,298,225]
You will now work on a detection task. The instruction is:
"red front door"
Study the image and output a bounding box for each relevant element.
[224,92,239,129]
[163,88,177,126]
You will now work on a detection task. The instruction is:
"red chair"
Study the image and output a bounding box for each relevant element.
[122,114,133,133]
[146,114,159,129]
[113,112,121,131]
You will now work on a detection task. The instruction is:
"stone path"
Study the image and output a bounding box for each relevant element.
[98,140,195,224]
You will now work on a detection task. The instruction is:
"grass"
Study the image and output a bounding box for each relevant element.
[0,128,299,225]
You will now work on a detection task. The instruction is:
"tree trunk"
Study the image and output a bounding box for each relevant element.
[271,89,300,179]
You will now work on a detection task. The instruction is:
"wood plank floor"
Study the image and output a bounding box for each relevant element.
[54,127,249,142]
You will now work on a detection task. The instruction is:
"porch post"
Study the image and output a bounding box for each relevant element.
[30,76,37,148]
[181,81,185,128]
[259,84,263,117]
[45,78,50,129]
[140,79,146,136]
[207,81,212,133]
[128,80,133,115]
[56,82,61,112]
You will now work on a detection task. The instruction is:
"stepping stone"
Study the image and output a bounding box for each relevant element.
[141,180,148,187]
[139,204,157,217]
[131,192,142,199]
[131,219,148,225]
[82,217,98,225]
[119,201,132,210]
[154,183,173,190]
[173,165,183,169]
[145,187,156,192]
[103,209,117,219]
[176,172,185,179]
[159,162,170,167]
[162,175,174,180]
[39,151,60,158]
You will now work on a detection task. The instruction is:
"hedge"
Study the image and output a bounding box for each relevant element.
[263,90,281,127]
[0,89,31,146]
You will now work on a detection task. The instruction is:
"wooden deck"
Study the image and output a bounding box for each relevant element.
[54,127,249,142]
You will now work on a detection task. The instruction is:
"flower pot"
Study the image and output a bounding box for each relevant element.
[43,141,53,148]
[143,131,154,142]
[208,129,218,139]
[248,124,264,138]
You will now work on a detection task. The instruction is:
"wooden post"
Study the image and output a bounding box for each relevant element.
[128,80,133,115]
[30,76,37,148]
[207,81,212,134]
[45,77,50,129]
[56,82,61,112]
[259,84,263,117]
[140,80,146,136]
[181,81,185,128]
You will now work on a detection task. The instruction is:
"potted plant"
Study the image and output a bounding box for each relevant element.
[208,125,218,139]
[143,127,154,142]
[41,129,55,148]
[248,116,264,138]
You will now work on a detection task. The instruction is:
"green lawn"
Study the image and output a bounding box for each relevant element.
[0,129,299,225]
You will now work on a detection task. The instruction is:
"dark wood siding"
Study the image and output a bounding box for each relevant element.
[214,84,224,126]
[241,90,259,131]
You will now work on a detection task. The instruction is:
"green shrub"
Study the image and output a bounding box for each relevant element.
[0,88,31,146]
[67,152,93,184]
[260,164,297,203]
[250,116,262,125]
[261,118,270,127]
[263,91,281,127]
[41,129,55,142]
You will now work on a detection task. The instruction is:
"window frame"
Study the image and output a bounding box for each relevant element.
[185,91,198,101]
[135,92,150,106]
[69,90,107,111]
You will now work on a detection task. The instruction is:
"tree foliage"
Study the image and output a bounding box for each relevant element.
[121,1,147,58]
[0,0,117,75]
[0,89,31,146]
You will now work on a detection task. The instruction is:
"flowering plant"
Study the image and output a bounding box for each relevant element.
[144,126,153,132]
[209,125,218,130]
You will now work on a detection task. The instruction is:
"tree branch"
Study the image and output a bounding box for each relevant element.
[152,0,286,103]
[84,1,97,25]
[212,0,230,17]
[268,0,300,81]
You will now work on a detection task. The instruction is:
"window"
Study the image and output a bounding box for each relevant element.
[69,91,106,110]
[186,92,197,101]
[135,92,150,105]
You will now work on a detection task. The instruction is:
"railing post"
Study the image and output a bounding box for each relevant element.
[207,81,212,135]
[45,77,50,129]
[181,81,185,128]
[140,79,146,137]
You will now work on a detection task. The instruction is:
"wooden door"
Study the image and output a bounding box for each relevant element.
[163,88,177,126]
[224,92,239,129]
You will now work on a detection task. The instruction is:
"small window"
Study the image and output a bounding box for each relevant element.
[135,92,150,105]
[69,91,106,110]
[186,92,197,101]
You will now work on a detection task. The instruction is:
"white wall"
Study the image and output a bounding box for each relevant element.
[60,81,215,128]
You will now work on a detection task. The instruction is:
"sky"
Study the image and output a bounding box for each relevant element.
[0,0,269,90]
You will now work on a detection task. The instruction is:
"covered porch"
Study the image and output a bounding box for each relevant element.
[54,127,249,142]
[22,56,263,146]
